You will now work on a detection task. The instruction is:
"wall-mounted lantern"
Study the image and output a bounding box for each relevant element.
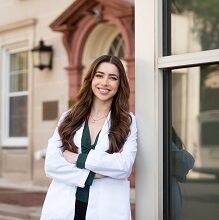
[31,40,53,70]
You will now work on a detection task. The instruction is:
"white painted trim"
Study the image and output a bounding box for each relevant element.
[0,19,37,33]
[1,45,29,147]
[0,20,34,150]
[9,91,28,97]
[135,0,160,219]
[158,49,219,69]
[2,138,28,147]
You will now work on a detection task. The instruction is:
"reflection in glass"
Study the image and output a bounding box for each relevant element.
[171,127,195,220]
[171,0,219,54]
[200,65,219,111]
[171,64,219,220]
[10,52,28,92]
[9,96,27,137]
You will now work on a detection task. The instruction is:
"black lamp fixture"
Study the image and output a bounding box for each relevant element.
[31,40,53,70]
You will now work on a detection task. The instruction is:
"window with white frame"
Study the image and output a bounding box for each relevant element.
[2,49,29,146]
[161,1,219,220]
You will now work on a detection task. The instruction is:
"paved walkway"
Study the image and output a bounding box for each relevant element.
[0,180,46,220]
[0,180,135,220]
[0,203,42,220]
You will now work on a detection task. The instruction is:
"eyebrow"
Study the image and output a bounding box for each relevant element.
[95,71,119,77]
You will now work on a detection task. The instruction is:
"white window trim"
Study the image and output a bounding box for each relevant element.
[1,45,30,147]
[136,0,219,220]
[135,0,162,219]
[158,49,219,69]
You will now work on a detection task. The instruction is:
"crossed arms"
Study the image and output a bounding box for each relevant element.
[45,112,137,188]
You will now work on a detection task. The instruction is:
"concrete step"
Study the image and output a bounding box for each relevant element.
[0,203,41,220]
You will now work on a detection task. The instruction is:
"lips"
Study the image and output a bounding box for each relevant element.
[98,87,111,94]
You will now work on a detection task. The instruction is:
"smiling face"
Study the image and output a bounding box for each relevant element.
[91,62,120,104]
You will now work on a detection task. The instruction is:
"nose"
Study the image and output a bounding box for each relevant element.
[101,76,109,85]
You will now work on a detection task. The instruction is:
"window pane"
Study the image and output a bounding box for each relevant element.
[9,96,27,137]
[171,0,219,54]
[10,52,28,92]
[201,122,219,146]
[200,65,219,111]
[171,64,219,220]
[108,34,125,59]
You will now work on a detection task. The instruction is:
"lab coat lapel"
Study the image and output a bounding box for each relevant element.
[74,121,85,151]
[96,111,111,145]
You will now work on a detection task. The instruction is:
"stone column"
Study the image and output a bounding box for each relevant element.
[126,57,135,112]
[65,66,83,106]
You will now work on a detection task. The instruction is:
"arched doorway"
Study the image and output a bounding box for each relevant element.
[82,23,125,73]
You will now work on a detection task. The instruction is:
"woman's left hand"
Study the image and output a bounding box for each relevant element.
[63,150,78,164]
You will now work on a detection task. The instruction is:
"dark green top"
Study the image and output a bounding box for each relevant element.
[75,121,100,203]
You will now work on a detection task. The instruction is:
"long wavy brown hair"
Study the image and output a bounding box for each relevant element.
[58,55,132,153]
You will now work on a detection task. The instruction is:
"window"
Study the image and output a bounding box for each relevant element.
[2,49,29,146]
[171,0,219,54]
[108,34,125,59]
[161,0,219,220]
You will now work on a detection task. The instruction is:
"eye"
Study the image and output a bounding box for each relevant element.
[110,76,118,81]
[109,75,119,81]
[95,73,103,78]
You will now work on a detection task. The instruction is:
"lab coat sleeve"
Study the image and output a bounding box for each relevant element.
[45,111,90,187]
[84,113,137,179]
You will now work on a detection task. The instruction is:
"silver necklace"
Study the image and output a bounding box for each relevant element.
[90,114,107,123]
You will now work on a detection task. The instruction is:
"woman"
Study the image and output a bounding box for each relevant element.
[40,55,138,220]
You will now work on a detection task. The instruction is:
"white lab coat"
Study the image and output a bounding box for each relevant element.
[40,111,137,220]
